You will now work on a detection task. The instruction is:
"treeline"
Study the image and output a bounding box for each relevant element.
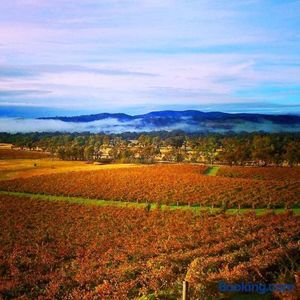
[0,131,300,166]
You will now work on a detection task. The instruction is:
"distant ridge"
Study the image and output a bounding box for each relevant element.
[41,112,134,123]
[35,110,300,133]
[40,109,300,124]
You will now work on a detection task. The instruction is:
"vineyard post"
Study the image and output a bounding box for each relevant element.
[295,273,299,289]
[182,280,189,300]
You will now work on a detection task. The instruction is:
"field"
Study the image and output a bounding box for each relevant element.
[218,166,300,181]
[1,164,299,209]
[1,194,299,299]
[0,148,51,160]
[0,158,140,181]
[0,149,300,299]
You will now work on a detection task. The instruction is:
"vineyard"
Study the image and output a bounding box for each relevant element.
[0,194,299,299]
[218,166,300,181]
[0,164,299,208]
[0,157,140,181]
[0,149,51,159]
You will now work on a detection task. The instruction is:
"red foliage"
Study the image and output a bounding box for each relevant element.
[0,164,299,208]
[218,166,300,181]
[0,194,299,299]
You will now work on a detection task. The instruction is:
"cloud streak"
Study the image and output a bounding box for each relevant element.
[0,89,51,97]
[0,65,157,78]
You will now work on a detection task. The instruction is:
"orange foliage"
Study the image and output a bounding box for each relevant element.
[0,164,299,208]
[0,195,299,299]
[0,149,50,159]
[218,166,300,181]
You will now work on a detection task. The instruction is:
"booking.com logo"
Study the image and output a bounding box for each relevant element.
[218,281,295,295]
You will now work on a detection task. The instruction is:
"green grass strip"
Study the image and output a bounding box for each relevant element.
[1,190,299,215]
[204,166,220,176]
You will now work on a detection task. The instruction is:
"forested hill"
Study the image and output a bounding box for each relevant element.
[40,110,300,124]
[38,110,300,133]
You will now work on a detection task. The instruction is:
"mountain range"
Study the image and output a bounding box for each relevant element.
[39,110,300,133]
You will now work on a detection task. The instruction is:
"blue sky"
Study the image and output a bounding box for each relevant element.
[0,0,300,117]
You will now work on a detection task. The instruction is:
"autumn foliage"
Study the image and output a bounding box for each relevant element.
[0,149,50,159]
[0,194,299,299]
[218,165,300,181]
[0,164,299,208]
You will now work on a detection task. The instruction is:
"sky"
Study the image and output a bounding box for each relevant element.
[0,0,300,117]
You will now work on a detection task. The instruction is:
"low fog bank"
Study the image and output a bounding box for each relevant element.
[0,117,300,133]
